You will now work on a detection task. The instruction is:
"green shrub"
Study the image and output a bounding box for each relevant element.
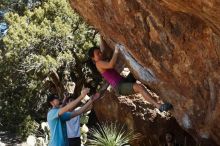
[18,115,39,140]
[87,122,140,146]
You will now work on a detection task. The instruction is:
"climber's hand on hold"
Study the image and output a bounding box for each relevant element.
[114,44,121,54]
[115,43,126,53]
[80,87,90,98]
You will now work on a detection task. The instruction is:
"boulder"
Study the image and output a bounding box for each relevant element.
[70,0,220,145]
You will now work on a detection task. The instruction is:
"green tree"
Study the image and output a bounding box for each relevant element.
[0,0,101,139]
[0,0,42,16]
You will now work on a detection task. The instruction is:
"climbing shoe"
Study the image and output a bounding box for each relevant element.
[159,102,173,112]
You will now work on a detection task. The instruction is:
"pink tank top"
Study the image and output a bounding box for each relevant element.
[101,69,123,87]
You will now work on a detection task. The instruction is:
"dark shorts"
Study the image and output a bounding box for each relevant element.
[68,137,81,146]
[115,73,136,95]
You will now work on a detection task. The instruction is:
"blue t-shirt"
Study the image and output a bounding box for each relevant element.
[47,108,71,146]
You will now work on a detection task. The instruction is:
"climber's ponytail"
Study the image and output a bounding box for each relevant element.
[87,46,100,58]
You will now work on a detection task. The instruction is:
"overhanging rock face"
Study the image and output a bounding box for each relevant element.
[69,0,220,145]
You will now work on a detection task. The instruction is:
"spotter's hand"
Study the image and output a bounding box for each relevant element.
[80,88,90,96]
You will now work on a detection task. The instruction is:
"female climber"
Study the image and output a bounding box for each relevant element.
[88,37,172,112]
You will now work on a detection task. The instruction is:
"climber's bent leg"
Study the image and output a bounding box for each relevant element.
[116,82,172,111]
[132,83,161,109]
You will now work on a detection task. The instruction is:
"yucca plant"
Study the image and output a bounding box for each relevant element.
[87,122,140,146]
